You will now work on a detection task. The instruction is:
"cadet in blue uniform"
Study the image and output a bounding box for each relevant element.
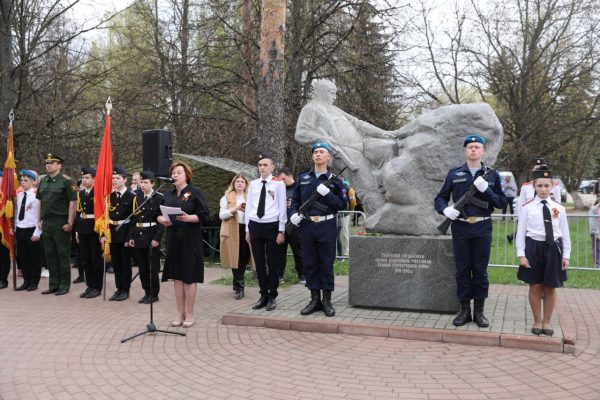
[290,142,346,317]
[127,171,164,304]
[102,166,135,301]
[434,135,507,327]
[76,166,103,299]
[516,165,570,336]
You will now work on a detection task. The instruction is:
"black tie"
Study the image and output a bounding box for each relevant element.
[116,192,121,200]
[257,180,267,218]
[541,200,554,245]
[18,192,26,221]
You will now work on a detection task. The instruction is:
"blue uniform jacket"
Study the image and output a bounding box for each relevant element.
[290,169,347,217]
[434,163,507,217]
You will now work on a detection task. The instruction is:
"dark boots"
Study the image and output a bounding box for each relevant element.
[300,290,322,315]
[453,300,472,326]
[322,290,335,317]
[473,299,489,327]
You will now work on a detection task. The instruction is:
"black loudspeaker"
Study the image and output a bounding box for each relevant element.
[142,129,173,177]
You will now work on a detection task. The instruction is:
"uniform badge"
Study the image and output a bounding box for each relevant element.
[182,192,192,202]
[552,208,559,219]
[455,172,465,176]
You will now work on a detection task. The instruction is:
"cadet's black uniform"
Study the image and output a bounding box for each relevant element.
[108,189,135,300]
[278,180,304,281]
[75,187,103,297]
[129,190,164,302]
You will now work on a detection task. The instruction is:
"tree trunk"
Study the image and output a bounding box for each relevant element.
[570,191,586,210]
[240,0,256,126]
[0,0,14,129]
[257,0,286,165]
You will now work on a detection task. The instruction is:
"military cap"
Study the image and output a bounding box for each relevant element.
[44,152,64,163]
[311,142,332,152]
[140,170,155,180]
[113,166,127,176]
[534,156,548,166]
[81,166,96,177]
[19,169,38,181]
[532,165,552,180]
[463,134,485,147]
[258,151,274,161]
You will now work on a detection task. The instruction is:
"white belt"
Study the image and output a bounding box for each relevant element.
[109,219,126,226]
[79,213,95,219]
[309,214,335,222]
[136,222,156,228]
[457,216,491,223]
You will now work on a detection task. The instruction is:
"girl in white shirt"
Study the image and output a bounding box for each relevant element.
[516,166,570,336]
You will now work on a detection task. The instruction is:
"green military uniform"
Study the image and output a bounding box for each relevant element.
[37,153,77,292]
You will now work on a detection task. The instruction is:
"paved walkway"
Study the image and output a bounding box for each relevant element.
[1,268,600,399]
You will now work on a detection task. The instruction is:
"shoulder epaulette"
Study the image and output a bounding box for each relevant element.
[522,181,532,186]
[523,199,535,207]
[272,176,282,181]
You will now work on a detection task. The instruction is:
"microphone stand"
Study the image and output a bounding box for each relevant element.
[120,181,185,343]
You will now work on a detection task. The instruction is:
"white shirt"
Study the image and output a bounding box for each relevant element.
[516,197,570,259]
[219,194,246,223]
[244,175,287,232]
[15,188,43,237]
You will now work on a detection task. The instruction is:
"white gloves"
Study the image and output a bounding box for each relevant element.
[443,206,460,220]
[316,184,330,196]
[290,213,304,226]
[474,177,489,193]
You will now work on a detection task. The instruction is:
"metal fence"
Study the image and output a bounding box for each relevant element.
[337,211,599,270]
[490,213,599,270]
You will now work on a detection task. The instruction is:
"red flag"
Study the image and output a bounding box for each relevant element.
[0,121,17,257]
[94,110,113,249]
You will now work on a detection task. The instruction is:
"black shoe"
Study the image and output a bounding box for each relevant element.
[86,289,101,299]
[0,281,8,289]
[55,289,69,296]
[322,290,335,317]
[234,290,244,300]
[138,295,149,304]
[506,233,514,244]
[300,290,322,315]
[144,295,159,304]
[109,291,120,301]
[16,283,29,291]
[72,276,85,284]
[115,291,129,301]
[531,327,543,336]
[266,297,277,311]
[473,299,489,328]
[453,300,472,326]
[79,288,91,298]
[27,284,38,292]
[41,288,58,295]
[541,328,554,336]
[252,296,268,310]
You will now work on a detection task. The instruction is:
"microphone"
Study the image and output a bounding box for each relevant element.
[156,176,175,183]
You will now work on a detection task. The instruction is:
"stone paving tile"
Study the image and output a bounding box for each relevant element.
[235,286,564,338]
[1,269,599,399]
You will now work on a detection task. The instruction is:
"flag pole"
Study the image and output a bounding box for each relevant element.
[8,110,16,290]
[102,98,112,301]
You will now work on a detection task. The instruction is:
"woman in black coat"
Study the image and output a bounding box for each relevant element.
[157,161,209,328]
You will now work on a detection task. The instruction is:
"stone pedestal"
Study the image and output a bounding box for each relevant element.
[349,235,459,313]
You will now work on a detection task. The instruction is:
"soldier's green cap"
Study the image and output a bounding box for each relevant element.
[44,153,64,163]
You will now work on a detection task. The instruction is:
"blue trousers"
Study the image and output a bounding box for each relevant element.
[450,219,492,301]
[300,219,336,291]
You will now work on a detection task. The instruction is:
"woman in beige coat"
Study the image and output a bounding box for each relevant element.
[219,174,254,299]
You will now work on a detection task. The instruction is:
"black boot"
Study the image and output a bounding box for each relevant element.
[473,299,489,328]
[252,295,268,310]
[452,300,472,326]
[322,290,335,317]
[300,290,322,315]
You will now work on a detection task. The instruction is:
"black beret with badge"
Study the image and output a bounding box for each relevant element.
[531,165,552,180]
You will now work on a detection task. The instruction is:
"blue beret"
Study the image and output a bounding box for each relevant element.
[19,169,37,181]
[463,134,485,147]
[311,142,332,152]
